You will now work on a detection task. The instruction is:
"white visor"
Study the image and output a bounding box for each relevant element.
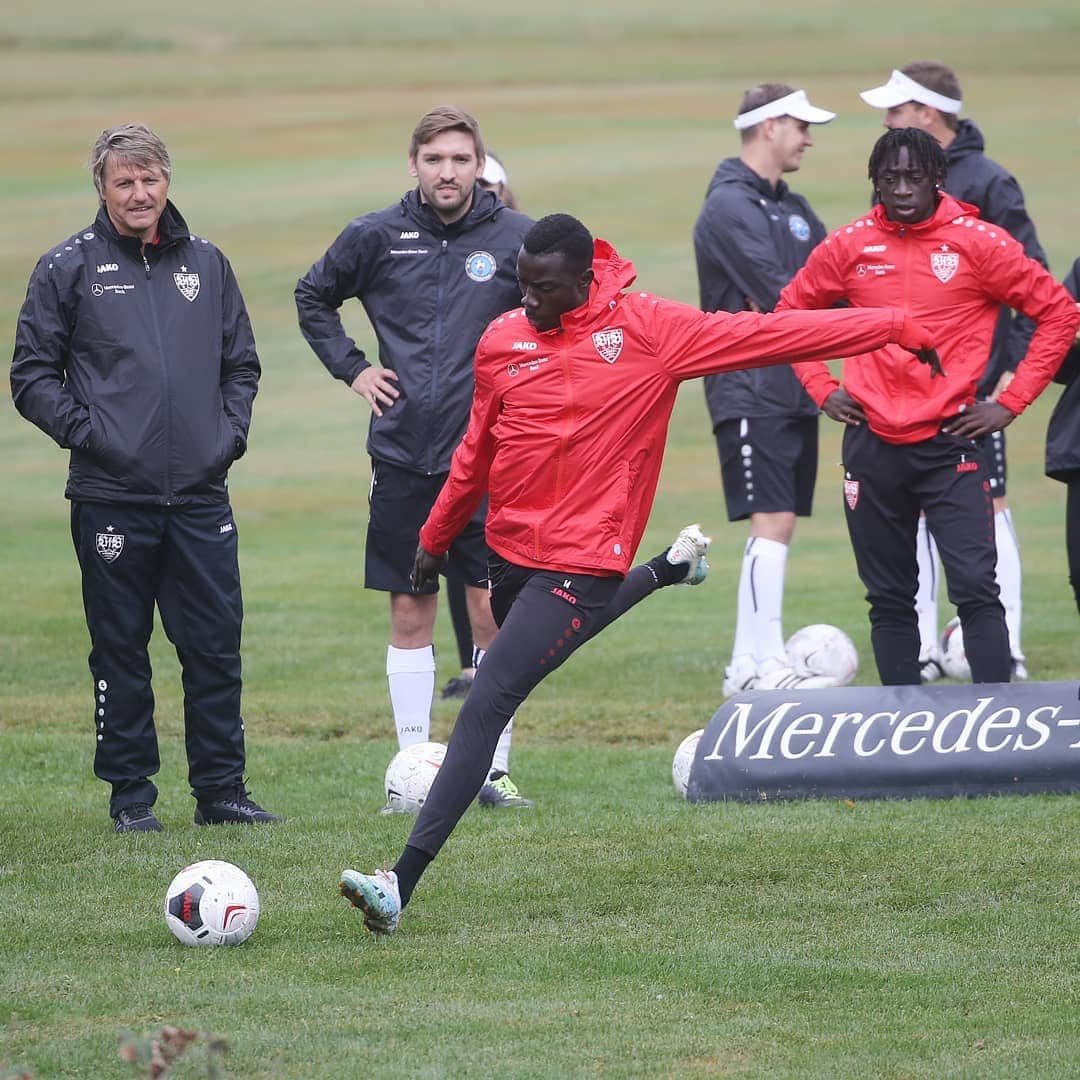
[480,157,507,186]
[733,89,836,131]
[859,70,962,113]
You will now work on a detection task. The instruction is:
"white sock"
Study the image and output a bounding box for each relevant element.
[386,645,435,749]
[730,539,757,670]
[995,508,1023,658]
[915,517,941,658]
[474,646,515,776]
[744,537,788,668]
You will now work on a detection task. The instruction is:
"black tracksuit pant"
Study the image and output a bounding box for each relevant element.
[841,424,1010,685]
[405,556,660,860]
[71,501,246,816]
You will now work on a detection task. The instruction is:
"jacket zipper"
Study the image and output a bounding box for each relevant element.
[428,238,449,476]
[142,244,173,504]
[543,334,576,560]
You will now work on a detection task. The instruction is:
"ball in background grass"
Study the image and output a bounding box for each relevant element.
[165,860,260,946]
[672,728,703,799]
[785,623,859,686]
[940,616,972,680]
[384,740,446,813]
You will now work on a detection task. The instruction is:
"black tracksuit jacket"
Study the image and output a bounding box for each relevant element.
[11,201,260,506]
[1045,258,1080,482]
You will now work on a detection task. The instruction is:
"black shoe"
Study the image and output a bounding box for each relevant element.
[440,674,474,700]
[194,788,282,826]
[113,803,164,833]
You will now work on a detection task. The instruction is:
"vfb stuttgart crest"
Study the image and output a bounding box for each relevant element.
[930,249,959,284]
[844,477,860,511]
[173,269,200,302]
[592,328,623,364]
[95,528,125,563]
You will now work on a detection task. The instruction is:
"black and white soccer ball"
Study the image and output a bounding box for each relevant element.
[940,616,971,680]
[384,741,447,813]
[164,860,260,947]
[785,624,859,686]
[672,728,703,799]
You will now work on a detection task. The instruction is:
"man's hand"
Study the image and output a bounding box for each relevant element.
[350,366,400,417]
[913,347,945,378]
[822,388,867,426]
[941,400,1016,439]
[411,544,447,592]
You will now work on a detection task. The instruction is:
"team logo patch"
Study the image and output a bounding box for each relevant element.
[592,328,623,363]
[844,478,860,510]
[930,250,959,283]
[95,527,125,563]
[788,214,811,242]
[173,269,200,302]
[465,250,497,282]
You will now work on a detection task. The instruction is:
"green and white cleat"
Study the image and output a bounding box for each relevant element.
[340,868,401,935]
[665,523,711,586]
[478,771,534,808]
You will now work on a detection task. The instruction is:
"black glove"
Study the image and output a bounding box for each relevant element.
[411,544,446,592]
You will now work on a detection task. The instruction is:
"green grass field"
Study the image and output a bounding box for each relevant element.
[2,2,1079,1076]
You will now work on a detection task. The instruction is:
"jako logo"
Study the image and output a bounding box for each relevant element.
[399,231,420,240]
[861,245,886,254]
[511,341,538,351]
[96,263,119,273]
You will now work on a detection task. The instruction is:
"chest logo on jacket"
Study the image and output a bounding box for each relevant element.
[465,250,497,282]
[592,328,623,364]
[930,247,960,284]
[95,526,125,564]
[173,268,200,303]
[788,215,811,242]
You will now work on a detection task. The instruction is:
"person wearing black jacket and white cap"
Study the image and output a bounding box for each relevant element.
[11,122,279,832]
[692,83,837,696]
[296,107,536,809]
[860,61,1047,680]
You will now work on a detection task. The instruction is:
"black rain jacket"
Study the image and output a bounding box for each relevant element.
[295,186,532,476]
[11,201,260,506]
[693,158,825,425]
[1045,258,1080,482]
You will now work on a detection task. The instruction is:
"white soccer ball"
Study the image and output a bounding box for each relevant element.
[164,860,260,947]
[384,740,447,813]
[785,624,859,686]
[940,616,971,680]
[672,728,704,799]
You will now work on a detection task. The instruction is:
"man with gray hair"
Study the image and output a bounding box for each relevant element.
[11,123,279,832]
[692,84,838,696]
[860,61,1047,680]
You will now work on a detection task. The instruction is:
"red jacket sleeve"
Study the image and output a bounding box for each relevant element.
[418,335,500,557]
[643,294,925,383]
[978,238,1080,416]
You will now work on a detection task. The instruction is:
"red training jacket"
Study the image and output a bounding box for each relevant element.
[420,239,933,575]
[777,194,1079,445]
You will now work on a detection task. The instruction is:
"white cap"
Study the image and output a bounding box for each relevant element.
[859,69,962,114]
[480,156,507,186]
[733,89,836,131]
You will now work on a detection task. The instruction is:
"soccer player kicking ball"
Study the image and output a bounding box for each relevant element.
[339,212,941,934]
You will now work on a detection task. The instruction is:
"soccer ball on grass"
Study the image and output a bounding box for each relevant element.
[940,616,971,680]
[672,728,704,799]
[384,740,447,813]
[164,860,259,946]
[785,624,859,686]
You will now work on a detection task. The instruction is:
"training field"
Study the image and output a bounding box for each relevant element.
[2,1,1078,1075]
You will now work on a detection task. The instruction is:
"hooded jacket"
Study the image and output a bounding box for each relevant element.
[1045,258,1080,482]
[420,239,934,576]
[11,201,260,506]
[778,194,1078,445]
[693,157,825,422]
[295,186,532,476]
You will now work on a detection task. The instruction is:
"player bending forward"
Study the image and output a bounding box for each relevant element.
[339,213,939,934]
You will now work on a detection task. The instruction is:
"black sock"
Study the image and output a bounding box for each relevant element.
[645,549,687,586]
[392,844,433,908]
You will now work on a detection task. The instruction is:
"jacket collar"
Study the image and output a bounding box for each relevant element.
[401,184,501,234]
[94,199,191,250]
[870,191,980,234]
[557,238,638,333]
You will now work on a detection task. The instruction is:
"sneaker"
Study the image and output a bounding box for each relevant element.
[440,674,474,700]
[478,771,534,808]
[919,648,946,684]
[665,523,711,586]
[113,803,163,833]
[1011,655,1028,681]
[194,787,282,826]
[755,664,838,691]
[340,868,401,934]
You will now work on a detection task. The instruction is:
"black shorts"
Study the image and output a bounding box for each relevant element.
[365,459,489,594]
[714,415,818,521]
[978,426,1008,498]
